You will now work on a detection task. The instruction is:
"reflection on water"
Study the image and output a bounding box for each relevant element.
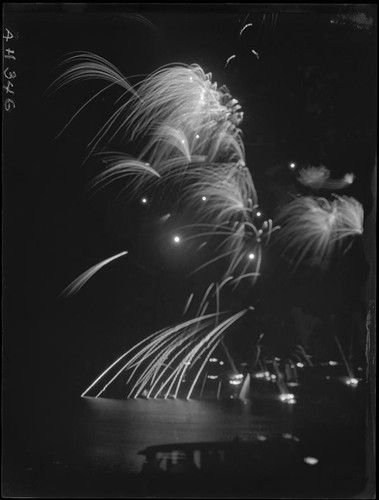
[79,396,294,473]
[4,381,367,496]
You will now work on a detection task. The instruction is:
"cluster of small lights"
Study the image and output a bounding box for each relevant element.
[282,433,300,442]
[279,393,296,404]
[346,377,359,387]
[207,375,219,380]
[229,373,244,385]
[229,379,243,386]
[329,360,338,366]
[209,358,218,363]
[253,371,271,380]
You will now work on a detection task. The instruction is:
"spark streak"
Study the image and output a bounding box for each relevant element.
[60,251,128,298]
[239,23,253,37]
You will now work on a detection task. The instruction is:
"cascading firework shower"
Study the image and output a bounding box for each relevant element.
[55,52,364,399]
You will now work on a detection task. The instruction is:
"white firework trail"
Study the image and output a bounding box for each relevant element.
[239,23,253,37]
[60,251,128,298]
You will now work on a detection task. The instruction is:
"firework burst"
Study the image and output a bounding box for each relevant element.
[275,195,363,269]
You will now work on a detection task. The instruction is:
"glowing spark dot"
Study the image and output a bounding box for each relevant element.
[329,360,338,366]
[248,253,255,260]
[195,134,200,139]
[289,162,296,169]
[202,196,207,201]
[173,235,181,244]
[346,377,359,386]
[219,361,224,366]
[141,197,148,204]
[304,457,319,466]
[207,375,218,380]
[344,173,355,184]
[296,362,304,368]
[257,435,267,442]
[256,211,262,217]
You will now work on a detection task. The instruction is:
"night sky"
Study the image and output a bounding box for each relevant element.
[3,3,376,480]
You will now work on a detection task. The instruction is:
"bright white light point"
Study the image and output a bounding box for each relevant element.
[196,134,200,139]
[181,139,185,144]
[344,173,355,184]
[296,362,304,368]
[141,197,148,204]
[256,211,262,217]
[248,253,255,260]
[329,360,338,366]
[219,361,224,365]
[173,235,181,243]
[289,162,296,169]
[201,196,207,201]
[304,457,319,466]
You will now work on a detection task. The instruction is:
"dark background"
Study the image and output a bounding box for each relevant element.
[3,3,376,493]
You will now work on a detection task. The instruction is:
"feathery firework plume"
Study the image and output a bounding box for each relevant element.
[275,195,363,269]
[54,52,263,282]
